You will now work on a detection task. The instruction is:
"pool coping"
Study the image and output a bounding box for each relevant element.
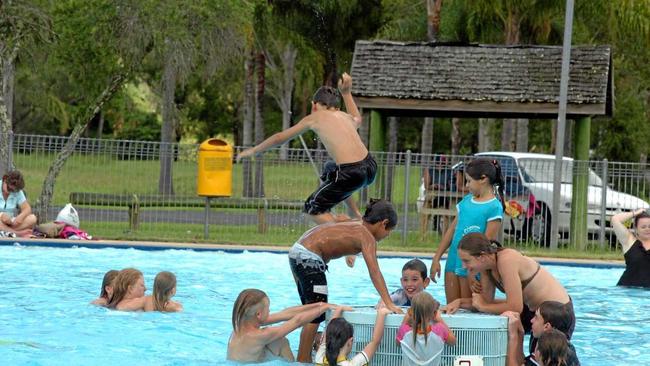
[0,237,625,268]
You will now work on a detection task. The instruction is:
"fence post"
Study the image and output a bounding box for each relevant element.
[402,150,412,245]
[204,197,211,239]
[599,159,608,249]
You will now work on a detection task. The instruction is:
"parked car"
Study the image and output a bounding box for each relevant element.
[418,152,649,246]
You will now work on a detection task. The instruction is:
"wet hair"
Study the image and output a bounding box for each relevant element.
[458,232,503,257]
[634,210,650,228]
[231,289,268,333]
[465,158,506,210]
[99,270,119,300]
[536,329,570,366]
[403,258,428,280]
[325,317,354,366]
[538,301,573,340]
[152,271,177,312]
[409,292,440,346]
[107,268,143,309]
[312,86,341,109]
[2,170,25,192]
[362,198,398,229]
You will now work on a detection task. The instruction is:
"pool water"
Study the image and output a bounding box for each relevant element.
[0,244,647,365]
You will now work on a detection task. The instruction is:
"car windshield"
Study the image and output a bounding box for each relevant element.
[519,158,603,186]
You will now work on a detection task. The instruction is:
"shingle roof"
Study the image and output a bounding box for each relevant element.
[351,40,612,117]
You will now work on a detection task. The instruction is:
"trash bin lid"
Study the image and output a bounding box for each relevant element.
[199,138,233,152]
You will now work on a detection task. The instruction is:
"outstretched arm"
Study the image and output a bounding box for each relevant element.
[265,302,324,325]
[360,239,403,314]
[338,73,362,128]
[611,209,644,253]
[362,308,391,359]
[260,303,333,344]
[237,116,314,161]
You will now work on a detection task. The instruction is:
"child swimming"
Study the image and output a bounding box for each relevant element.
[227,288,335,363]
[378,258,430,308]
[144,271,183,312]
[397,292,456,366]
[90,269,118,306]
[107,268,146,311]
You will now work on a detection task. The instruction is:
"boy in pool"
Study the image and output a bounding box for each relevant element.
[377,258,431,308]
[237,73,374,225]
[288,198,403,363]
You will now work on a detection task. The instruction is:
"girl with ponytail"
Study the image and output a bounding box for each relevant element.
[314,307,391,365]
[431,158,505,305]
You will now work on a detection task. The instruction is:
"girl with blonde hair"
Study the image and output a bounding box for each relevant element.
[227,288,334,363]
[144,271,183,312]
[107,268,146,311]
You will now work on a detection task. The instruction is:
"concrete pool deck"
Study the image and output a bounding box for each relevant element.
[0,237,625,268]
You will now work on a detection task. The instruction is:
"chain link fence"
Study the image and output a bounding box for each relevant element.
[2,133,648,251]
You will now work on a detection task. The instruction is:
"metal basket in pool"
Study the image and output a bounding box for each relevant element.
[331,307,507,366]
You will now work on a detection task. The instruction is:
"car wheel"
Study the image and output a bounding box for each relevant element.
[522,204,552,247]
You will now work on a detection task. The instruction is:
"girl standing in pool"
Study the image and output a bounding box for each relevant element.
[431,158,505,304]
[107,268,146,311]
[610,208,650,287]
[227,288,334,363]
[91,269,118,306]
[144,271,183,312]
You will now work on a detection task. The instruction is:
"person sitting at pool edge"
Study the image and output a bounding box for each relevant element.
[377,258,430,308]
[0,170,37,237]
[288,198,403,363]
[503,300,580,366]
[610,208,650,288]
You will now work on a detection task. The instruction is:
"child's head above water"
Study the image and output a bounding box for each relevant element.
[325,317,354,366]
[409,292,441,345]
[99,269,119,300]
[108,268,144,309]
[401,259,430,300]
[362,198,398,240]
[231,289,269,332]
[153,271,177,311]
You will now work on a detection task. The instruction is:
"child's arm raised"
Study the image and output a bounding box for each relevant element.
[259,303,333,344]
[237,116,315,161]
[338,73,362,127]
[264,302,326,325]
[431,218,457,282]
[361,308,391,359]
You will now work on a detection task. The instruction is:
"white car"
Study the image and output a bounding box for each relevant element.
[418,152,649,246]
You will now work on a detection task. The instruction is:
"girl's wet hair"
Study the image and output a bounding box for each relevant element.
[363,198,398,229]
[634,209,650,228]
[231,289,268,332]
[312,86,341,109]
[536,329,570,366]
[458,232,503,257]
[107,268,143,309]
[325,318,354,366]
[99,270,119,300]
[152,271,177,311]
[409,292,440,346]
[465,158,506,210]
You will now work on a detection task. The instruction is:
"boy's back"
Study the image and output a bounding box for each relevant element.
[309,109,367,164]
[298,221,374,262]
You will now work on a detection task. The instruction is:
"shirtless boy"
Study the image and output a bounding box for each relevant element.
[288,199,403,363]
[237,73,375,224]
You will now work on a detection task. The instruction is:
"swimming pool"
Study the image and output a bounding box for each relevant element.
[0,243,646,365]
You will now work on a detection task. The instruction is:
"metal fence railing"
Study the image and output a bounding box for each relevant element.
[2,133,649,251]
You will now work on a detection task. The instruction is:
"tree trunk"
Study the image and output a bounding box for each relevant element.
[451,117,461,156]
[359,110,370,147]
[426,0,443,42]
[421,118,433,155]
[501,119,516,151]
[242,50,255,197]
[158,50,176,195]
[266,43,296,161]
[96,111,104,139]
[385,116,398,201]
[515,118,529,152]
[254,52,265,198]
[478,118,494,152]
[0,45,17,176]
[35,73,127,221]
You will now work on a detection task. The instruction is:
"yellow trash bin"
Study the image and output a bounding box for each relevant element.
[197,138,233,197]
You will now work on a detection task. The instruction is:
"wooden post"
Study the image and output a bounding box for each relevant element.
[570,116,591,249]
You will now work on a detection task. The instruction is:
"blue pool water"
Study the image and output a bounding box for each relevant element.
[0,244,647,366]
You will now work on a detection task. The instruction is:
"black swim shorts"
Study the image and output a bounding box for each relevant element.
[289,257,328,324]
[303,154,377,215]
